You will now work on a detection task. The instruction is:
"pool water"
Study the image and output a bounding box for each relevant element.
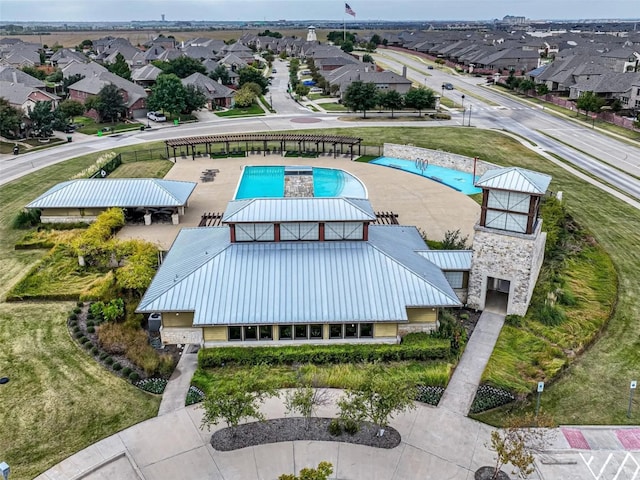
[370,157,481,195]
[235,166,367,199]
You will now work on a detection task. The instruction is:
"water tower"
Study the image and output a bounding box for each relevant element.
[307,25,317,42]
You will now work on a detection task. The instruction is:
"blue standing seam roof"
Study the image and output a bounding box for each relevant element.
[417,250,473,271]
[222,197,376,223]
[136,226,461,325]
[26,179,197,209]
[475,167,551,195]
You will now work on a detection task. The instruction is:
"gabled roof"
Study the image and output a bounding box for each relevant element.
[475,167,551,194]
[0,65,45,88]
[181,72,235,99]
[417,250,473,271]
[67,70,147,107]
[222,197,376,223]
[136,224,461,325]
[131,64,163,82]
[26,179,196,209]
[0,81,59,106]
[61,61,108,79]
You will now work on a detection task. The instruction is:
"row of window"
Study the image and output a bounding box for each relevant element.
[234,222,365,242]
[227,323,374,341]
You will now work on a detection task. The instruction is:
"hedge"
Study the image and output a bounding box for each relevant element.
[198,338,451,368]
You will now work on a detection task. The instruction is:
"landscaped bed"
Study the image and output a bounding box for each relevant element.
[210,417,401,451]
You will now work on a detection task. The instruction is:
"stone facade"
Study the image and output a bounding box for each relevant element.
[467,221,546,316]
[41,215,99,223]
[160,327,203,346]
[383,143,498,176]
[398,322,438,336]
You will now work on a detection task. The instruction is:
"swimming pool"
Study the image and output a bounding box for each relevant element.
[370,157,481,195]
[234,166,367,199]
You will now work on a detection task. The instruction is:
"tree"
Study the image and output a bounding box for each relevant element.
[279,462,333,480]
[58,99,85,121]
[362,53,374,63]
[209,65,231,85]
[108,52,131,80]
[379,90,404,118]
[78,39,93,50]
[284,382,331,431]
[337,367,417,437]
[238,66,269,93]
[95,84,126,123]
[295,84,311,98]
[404,87,436,116]
[506,70,520,90]
[147,74,186,117]
[0,98,22,138]
[200,369,277,434]
[518,79,536,94]
[576,91,605,119]
[535,84,549,96]
[258,29,283,39]
[28,101,56,138]
[441,229,470,249]
[20,65,46,81]
[46,69,63,83]
[343,81,378,118]
[233,86,257,108]
[63,73,85,95]
[486,413,555,480]
[182,84,207,114]
[164,56,206,78]
[341,40,354,53]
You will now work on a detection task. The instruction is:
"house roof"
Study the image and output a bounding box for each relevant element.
[222,197,375,223]
[417,250,473,271]
[67,70,147,107]
[0,81,59,106]
[136,224,461,324]
[50,48,88,64]
[131,64,163,82]
[475,167,551,194]
[26,179,197,209]
[61,61,108,79]
[181,72,235,99]
[0,65,45,87]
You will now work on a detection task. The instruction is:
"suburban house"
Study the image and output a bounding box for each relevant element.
[0,80,60,114]
[26,178,197,225]
[324,64,413,97]
[137,195,462,346]
[50,48,88,67]
[181,72,235,109]
[0,41,41,67]
[0,65,46,88]
[67,70,148,118]
[131,64,163,87]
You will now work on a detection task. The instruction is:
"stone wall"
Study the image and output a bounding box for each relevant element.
[160,326,203,345]
[41,215,99,224]
[398,322,438,336]
[383,143,498,176]
[467,221,546,316]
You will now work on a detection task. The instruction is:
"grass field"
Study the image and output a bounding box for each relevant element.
[108,159,174,178]
[215,103,265,117]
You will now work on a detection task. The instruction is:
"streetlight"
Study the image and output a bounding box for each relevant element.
[461,94,465,109]
[468,104,472,127]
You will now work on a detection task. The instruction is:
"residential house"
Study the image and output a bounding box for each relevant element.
[324,63,413,97]
[0,80,60,114]
[181,72,235,109]
[131,64,163,87]
[0,65,45,88]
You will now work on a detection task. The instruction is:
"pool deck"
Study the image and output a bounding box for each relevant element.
[117,155,481,250]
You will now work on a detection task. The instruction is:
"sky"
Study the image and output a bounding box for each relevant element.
[0,0,637,23]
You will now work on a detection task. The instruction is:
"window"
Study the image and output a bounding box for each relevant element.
[279,325,292,340]
[280,222,320,241]
[485,210,527,233]
[444,271,464,289]
[235,223,275,242]
[360,323,373,338]
[259,325,273,340]
[324,222,364,240]
[487,191,529,213]
[294,324,308,340]
[244,326,258,340]
[228,326,242,341]
[329,324,343,339]
[345,323,358,338]
[310,324,323,339]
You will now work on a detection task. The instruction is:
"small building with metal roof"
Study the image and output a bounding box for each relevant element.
[137,196,462,346]
[418,250,473,303]
[26,178,197,225]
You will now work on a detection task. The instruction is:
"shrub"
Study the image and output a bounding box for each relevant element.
[112,362,122,371]
[77,301,84,307]
[129,371,140,382]
[470,384,516,414]
[99,352,108,360]
[86,320,94,327]
[68,313,78,321]
[104,356,114,365]
[122,367,132,376]
[198,338,451,368]
[73,307,81,314]
[91,347,99,355]
[342,418,360,435]
[328,419,342,436]
[505,314,523,327]
[87,326,95,333]
[72,326,80,333]
[535,303,566,326]
[79,336,89,344]
[186,385,205,406]
[135,378,168,394]
[415,385,445,406]
[74,331,84,339]
[11,209,41,229]
[84,342,93,350]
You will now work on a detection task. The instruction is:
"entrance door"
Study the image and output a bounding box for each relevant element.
[485,276,509,313]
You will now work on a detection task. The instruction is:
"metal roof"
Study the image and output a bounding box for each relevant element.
[222,198,376,223]
[475,167,551,194]
[165,133,362,148]
[137,225,461,325]
[26,179,197,209]
[417,250,473,271]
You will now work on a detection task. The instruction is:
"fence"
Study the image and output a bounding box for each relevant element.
[119,148,169,163]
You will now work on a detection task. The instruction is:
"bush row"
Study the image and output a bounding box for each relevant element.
[198,339,451,368]
[469,384,516,414]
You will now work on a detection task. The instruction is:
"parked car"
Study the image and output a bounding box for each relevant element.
[442,83,454,90]
[63,124,77,133]
[427,65,434,70]
[272,68,277,73]
[147,111,167,122]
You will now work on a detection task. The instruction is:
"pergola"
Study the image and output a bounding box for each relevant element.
[164,133,363,160]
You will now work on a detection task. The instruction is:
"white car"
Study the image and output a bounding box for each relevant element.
[147,111,167,122]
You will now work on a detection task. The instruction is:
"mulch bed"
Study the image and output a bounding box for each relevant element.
[211,417,401,451]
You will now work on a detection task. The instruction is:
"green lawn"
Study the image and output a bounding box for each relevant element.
[215,104,265,117]
[318,102,348,112]
[76,118,143,136]
[108,159,174,178]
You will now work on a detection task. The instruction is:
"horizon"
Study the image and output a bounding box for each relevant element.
[0,0,637,23]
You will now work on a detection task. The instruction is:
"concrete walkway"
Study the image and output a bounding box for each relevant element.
[157,345,199,416]
[439,310,506,416]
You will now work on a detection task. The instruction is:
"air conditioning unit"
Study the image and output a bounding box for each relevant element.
[148,313,162,332]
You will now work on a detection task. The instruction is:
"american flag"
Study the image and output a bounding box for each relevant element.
[345,3,356,17]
